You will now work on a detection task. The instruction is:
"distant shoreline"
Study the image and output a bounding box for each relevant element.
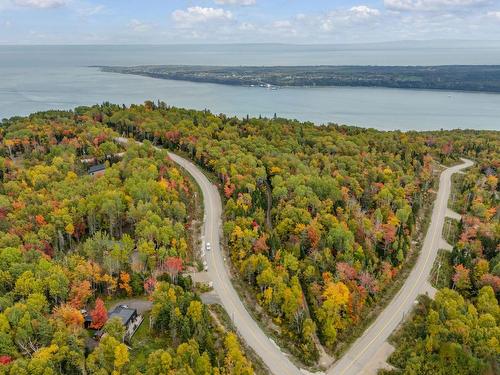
[95,64,500,94]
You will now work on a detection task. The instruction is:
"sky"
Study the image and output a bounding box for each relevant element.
[0,0,499,44]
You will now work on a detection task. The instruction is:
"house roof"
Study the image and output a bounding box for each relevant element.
[108,306,137,326]
[88,164,106,174]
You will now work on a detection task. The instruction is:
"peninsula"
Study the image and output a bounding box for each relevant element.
[96,65,500,93]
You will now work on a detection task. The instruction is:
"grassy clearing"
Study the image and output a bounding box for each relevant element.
[448,173,465,212]
[442,217,460,246]
[429,250,453,289]
[128,311,171,369]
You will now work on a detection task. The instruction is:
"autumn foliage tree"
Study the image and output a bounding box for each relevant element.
[118,272,132,296]
[164,257,183,284]
[318,281,350,348]
[90,298,108,329]
[144,277,157,295]
[0,356,12,366]
[53,304,84,328]
[1,102,497,371]
[69,280,92,309]
[453,264,472,294]
[387,288,499,374]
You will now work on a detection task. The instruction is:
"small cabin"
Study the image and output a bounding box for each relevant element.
[83,311,93,329]
[88,164,106,176]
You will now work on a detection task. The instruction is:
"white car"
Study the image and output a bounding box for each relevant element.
[206,242,211,251]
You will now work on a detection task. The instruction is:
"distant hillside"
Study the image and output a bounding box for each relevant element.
[96,65,500,93]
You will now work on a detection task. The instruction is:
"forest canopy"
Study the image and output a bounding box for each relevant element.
[0,109,254,374]
[0,102,498,372]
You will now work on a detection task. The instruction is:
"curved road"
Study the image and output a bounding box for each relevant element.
[115,137,300,373]
[172,151,471,375]
[327,158,473,375]
[167,152,302,375]
[117,137,472,375]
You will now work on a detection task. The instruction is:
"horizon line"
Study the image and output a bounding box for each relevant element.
[1,39,500,47]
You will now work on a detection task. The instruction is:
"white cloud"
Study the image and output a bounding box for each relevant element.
[384,0,489,12]
[129,19,152,32]
[320,5,381,31]
[349,5,381,18]
[2,0,500,44]
[13,0,65,8]
[172,6,233,27]
[486,10,500,19]
[214,0,256,5]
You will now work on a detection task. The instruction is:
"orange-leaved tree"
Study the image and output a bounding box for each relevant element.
[90,298,108,329]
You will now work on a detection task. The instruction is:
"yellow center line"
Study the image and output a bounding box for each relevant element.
[338,165,463,375]
[170,150,470,375]
[339,211,441,374]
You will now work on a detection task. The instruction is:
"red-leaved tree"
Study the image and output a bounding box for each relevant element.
[452,264,471,291]
[90,298,108,329]
[0,356,12,365]
[144,277,157,295]
[165,257,183,283]
[224,178,236,198]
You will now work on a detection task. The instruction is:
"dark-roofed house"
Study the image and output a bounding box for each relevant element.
[109,305,137,327]
[84,304,143,342]
[107,305,142,340]
[88,164,106,176]
[83,312,93,329]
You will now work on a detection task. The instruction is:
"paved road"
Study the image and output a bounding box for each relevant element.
[115,137,302,375]
[327,158,473,375]
[167,152,302,375]
[116,138,298,374]
[117,137,473,375]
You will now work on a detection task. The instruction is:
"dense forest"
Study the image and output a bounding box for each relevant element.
[0,103,498,372]
[384,134,499,374]
[0,111,254,374]
[98,65,500,93]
